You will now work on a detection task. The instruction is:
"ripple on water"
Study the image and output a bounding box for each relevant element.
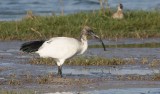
[0,0,160,21]
[44,66,160,77]
[85,88,160,94]
[44,88,160,94]
[0,52,12,56]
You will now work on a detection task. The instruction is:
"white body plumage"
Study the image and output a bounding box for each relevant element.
[36,37,88,66]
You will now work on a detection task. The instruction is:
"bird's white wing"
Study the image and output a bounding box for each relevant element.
[37,37,81,59]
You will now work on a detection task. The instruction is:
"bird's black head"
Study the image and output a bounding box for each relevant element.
[82,26,99,39]
[81,26,106,51]
[119,3,123,9]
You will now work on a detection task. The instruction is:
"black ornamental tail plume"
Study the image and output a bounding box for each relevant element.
[20,40,45,53]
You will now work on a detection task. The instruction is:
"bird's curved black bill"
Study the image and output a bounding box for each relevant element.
[90,32,106,51]
[99,38,106,51]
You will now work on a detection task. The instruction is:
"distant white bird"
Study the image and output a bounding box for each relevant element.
[20,26,106,77]
[112,3,124,19]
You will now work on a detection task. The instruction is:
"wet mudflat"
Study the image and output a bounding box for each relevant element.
[0,38,160,94]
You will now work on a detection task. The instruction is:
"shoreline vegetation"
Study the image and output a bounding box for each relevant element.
[0,10,159,40]
[28,56,160,67]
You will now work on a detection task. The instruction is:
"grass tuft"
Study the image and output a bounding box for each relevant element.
[28,56,131,66]
[0,10,160,40]
[152,73,160,81]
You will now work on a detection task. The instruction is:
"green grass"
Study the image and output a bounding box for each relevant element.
[29,56,132,66]
[28,56,160,66]
[0,10,160,40]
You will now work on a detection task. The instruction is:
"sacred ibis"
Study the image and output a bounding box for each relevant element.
[112,3,124,19]
[20,26,106,77]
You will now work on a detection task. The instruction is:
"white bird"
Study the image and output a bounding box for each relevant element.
[20,26,106,77]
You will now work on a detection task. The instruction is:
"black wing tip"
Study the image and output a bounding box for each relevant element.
[20,40,45,53]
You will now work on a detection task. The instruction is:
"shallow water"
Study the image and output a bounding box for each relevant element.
[47,88,160,94]
[0,39,160,93]
[0,39,160,76]
[88,38,160,60]
[0,0,160,21]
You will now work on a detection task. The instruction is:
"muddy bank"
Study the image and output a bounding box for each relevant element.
[1,79,160,93]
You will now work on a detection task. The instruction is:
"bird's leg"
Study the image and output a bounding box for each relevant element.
[58,65,62,77]
[57,59,64,77]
